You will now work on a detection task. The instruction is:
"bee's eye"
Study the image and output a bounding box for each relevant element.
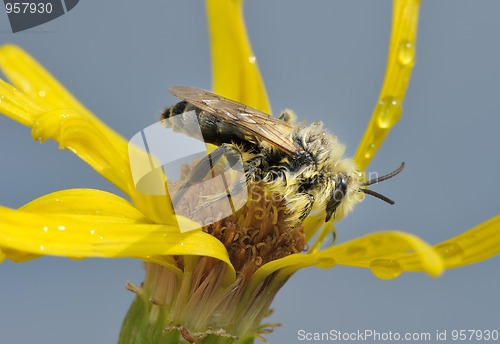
[325,175,348,222]
[333,176,348,202]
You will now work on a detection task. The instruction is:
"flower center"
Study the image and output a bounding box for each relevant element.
[174,163,307,275]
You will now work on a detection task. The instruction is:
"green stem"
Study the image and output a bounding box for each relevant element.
[119,297,178,344]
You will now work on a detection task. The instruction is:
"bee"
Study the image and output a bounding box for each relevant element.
[161,86,403,227]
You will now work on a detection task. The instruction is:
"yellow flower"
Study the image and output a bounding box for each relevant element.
[0,0,499,343]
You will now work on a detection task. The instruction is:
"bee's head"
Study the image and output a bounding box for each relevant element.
[325,173,351,222]
[325,162,405,222]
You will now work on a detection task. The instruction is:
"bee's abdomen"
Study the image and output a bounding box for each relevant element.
[161,101,254,149]
[166,100,192,118]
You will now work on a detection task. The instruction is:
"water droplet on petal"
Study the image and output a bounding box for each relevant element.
[90,229,95,235]
[248,56,256,64]
[435,243,465,266]
[43,226,49,232]
[369,259,403,280]
[58,225,66,231]
[398,40,415,67]
[370,236,384,246]
[375,96,402,129]
[316,256,335,268]
[39,245,45,251]
[347,245,367,259]
[38,90,47,98]
[364,143,376,159]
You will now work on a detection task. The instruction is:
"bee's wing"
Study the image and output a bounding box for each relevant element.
[170,86,302,156]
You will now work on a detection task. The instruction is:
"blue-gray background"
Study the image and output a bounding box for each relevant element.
[1,1,499,343]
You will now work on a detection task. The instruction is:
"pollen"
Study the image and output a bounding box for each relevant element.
[173,165,307,276]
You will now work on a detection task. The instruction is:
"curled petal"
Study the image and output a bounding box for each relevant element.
[354,0,420,169]
[206,0,270,113]
[30,108,177,224]
[31,109,135,195]
[0,44,132,191]
[0,44,127,155]
[249,231,443,289]
[325,231,443,278]
[391,215,500,271]
[0,45,178,224]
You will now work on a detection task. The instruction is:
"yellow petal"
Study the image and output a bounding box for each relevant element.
[18,189,190,279]
[31,109,136,196]
[0,189,235,281]
[0,44,127,156]
[20,188,149,221]
[249,231,443,289]
[32,108,179,224]
[327,231,443,278]
[308,220,337,254]
[0,45,179,224]
[206,0,270,113]
[0,45,131,189]
[354,0,419,170]
[302,212,325,243]
[391,215,500,271]
[0,79,45,126]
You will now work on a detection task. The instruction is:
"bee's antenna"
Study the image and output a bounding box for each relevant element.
[360,188,395,205]
[362,162,405,186]
[359,162,405,205]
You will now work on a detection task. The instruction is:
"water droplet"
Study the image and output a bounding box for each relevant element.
[99,235,104,240]
[375,96,402,129]
[316,257,335,268]
[90,229,95,235]
[347,245,367,259]
[435,243,465,266]
[58,225,66,231]
[43,226,49,232]
[39,245,45,251]
[364,143,376,159]
[248,56,256,64]
[38,90,47,98]
[397,40,415,67]
[370,236,384,246]
[369,259,403,280]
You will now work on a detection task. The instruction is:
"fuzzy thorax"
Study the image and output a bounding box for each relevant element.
[287,120,365,221]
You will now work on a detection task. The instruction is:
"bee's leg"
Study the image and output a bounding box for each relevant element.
[260,168,315,228]
[194,157,266,211]
[294,193,315,228]
[277,109,297,124]
[194,175,249,214]
[171,143,242,206]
